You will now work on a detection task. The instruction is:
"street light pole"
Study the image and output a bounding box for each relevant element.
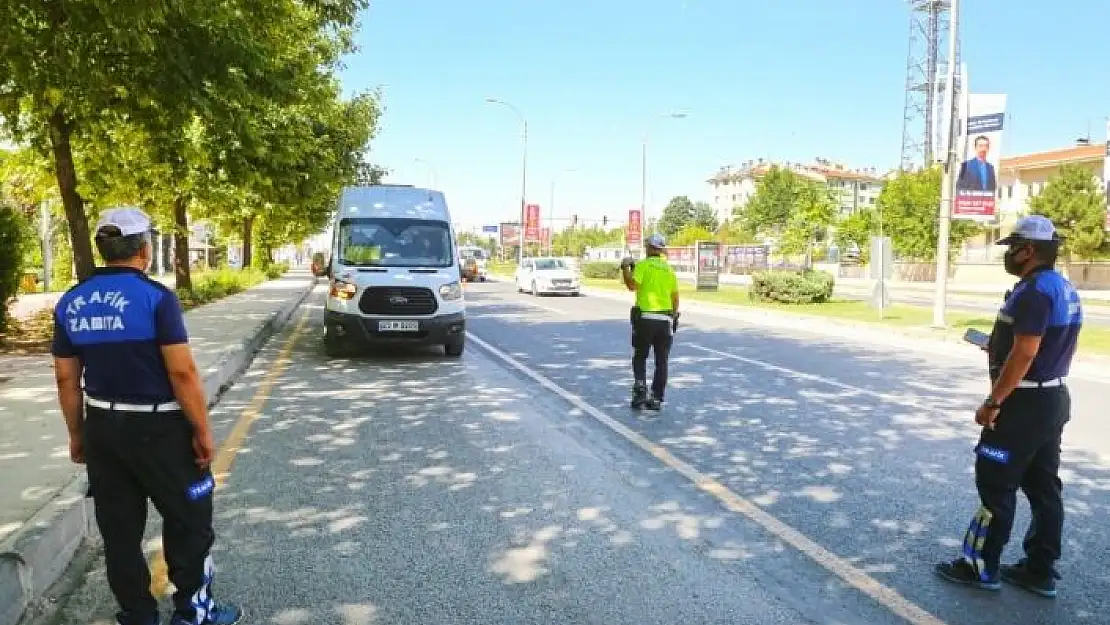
[414,157,437,188]
[642,112,688,236]
[485,98,528,267]
[549,168,577,256]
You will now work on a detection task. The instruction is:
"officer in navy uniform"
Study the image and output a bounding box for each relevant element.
[936,215,1082,599]
[50,208,243,625]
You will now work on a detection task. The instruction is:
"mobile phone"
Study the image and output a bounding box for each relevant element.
[963,328,990,349]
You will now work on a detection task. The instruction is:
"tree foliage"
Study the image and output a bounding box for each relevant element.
[691,201,719,232]
[0,0,379,288]
[1027,163,1106,261]
[872,166,980,262]
[658,196,696,237]
[670,224,715,247]
[737,165,804,234]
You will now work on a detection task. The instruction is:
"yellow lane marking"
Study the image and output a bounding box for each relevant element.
[466,331,949,625]
[149,307,312,599]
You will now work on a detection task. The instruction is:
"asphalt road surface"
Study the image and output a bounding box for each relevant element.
[45,283,1110,625]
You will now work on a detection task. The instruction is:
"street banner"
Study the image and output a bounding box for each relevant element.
[481,225,498,234]
[627,209,642,248]
[694,240,721,291]
[540,227,551,247]
[953,93,1006,222]
[524,204,541,242]
[499,222,520,247]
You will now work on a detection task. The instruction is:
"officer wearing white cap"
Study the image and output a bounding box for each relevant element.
[620,232,680,411]
[936,215,1082,599]
[50,208,243,625]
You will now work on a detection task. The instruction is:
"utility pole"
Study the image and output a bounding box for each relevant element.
[931,0,959,328]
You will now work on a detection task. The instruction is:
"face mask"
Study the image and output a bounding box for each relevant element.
[1003,246,1025,276]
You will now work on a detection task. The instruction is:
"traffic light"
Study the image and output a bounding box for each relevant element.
[602,215,608,226]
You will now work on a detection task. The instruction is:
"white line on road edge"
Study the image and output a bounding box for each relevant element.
[466,331,949,625]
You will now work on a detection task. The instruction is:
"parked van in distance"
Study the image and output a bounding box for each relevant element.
[323,184,466,357]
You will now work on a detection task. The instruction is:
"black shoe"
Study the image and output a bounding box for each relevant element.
[1001,559,1059,598]
[935,558,1001,591]
[630,383,648,409]
[644,396,663,411]
[116,612,159,625]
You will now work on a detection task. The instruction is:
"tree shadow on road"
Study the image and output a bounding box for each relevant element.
[463,303,1110,625]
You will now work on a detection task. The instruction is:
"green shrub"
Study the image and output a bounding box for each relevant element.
[264,261,290,280]
[581,261,621,280]
[0,206,32,330]
[176,268,267,310]
[749,269,835,304]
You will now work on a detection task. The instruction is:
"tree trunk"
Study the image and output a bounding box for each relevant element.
[173,195,193,291]
[48,109,96,280]
[241,215,254,268]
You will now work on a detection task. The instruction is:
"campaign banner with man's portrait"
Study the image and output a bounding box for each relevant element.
[953,94,1007,221]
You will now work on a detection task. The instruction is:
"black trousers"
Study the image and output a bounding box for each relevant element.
[632,315,673,399]
[84,405,219,624]
[963,386,1069,579]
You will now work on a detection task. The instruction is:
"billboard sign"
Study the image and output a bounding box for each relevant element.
[694,240,721,291]
[627,209,642,248]
[481,225,498,234]
[499,222,520,247]
[953,94,1006,222]
[524,204,541,242]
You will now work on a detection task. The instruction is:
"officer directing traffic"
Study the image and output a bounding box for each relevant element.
[621,233,680,411]
[935,215,1082,599]
[51,208,243,625]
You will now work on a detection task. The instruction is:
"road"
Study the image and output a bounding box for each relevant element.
[46,282,1110,625]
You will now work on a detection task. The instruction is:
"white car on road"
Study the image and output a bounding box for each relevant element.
[515,257,580,296]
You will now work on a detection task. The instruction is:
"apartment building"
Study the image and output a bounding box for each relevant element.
[996,141,1104,234]
[707,158,886,220]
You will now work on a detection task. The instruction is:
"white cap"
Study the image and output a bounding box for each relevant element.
[996,215,1058,245]
[645,233,667,248]
[95,207,152,237]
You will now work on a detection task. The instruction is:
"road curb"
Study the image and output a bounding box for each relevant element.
[0,273,317,625]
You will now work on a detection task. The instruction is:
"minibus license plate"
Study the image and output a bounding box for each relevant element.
[379,320,418,332]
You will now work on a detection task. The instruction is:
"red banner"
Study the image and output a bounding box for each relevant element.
[953,190,996,219]
[627,209,642,247]
[524,204,541,242]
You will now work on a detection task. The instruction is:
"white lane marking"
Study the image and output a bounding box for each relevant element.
[466,331,948,625]
[686,343,946,410]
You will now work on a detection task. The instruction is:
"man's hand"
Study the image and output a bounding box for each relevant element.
[975,403,1001,430]
[68,437,85,464]
[620,257,635,271]
[192,428,216,468]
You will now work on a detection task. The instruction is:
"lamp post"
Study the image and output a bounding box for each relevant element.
[642,112,688,235]
[485,97,528,266]
[414,157,437,188]
[549,168,577,256]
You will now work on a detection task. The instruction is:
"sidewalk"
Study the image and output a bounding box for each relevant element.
[0,270,316,625]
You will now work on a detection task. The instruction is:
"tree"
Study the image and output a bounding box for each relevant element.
[670,224,716,247]
[834,208,875,262]
[874,166,980,262]
[658,196,695,237]
[1027,164,1106,268]
[715,219,759,245]
[779,183,837,266]
[691,201,719,232]
[0,205,32,330]
[738,165,803,234]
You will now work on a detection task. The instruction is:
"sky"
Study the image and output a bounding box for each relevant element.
[338,0,1110,231]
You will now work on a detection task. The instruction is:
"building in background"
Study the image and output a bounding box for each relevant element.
[706,158,888,221]
[997,140,1104,230]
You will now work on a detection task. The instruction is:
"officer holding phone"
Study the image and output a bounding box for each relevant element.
[936,216,1082,599]
[621,233,680,411]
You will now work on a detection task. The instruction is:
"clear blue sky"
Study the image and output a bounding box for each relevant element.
[339,0,1110,230]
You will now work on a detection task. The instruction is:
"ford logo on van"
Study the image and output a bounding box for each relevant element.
[389,295,408,305]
